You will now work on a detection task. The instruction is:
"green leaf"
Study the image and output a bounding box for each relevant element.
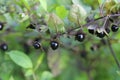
[39,0,47,11]
[21,0,30,10]
[98,0,104,4]
[34,53,45,71]
[9,76,14,80]
[48,13,65,33]
[7,50,33,69]
[40,71,53,80]
[68,4,87,24]
[116,71,120,76]
[56,6,68,19]
[72,0,81,4]
[25,69,33,76]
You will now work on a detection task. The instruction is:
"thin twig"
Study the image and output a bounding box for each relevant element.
[107,38,120,69]
[55,15,107,37]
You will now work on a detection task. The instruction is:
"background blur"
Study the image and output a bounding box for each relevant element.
[0,0,120,80]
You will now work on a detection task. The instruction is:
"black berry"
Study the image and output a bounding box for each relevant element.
[33,41,41,49]
[75,33,85,42]
[50,41,59,50]
[88,29,94,34]
[96,31,105,38]
[0,22,4,30]
[26,24,35,29]
[111,24,119,32]
[0,43,8,51]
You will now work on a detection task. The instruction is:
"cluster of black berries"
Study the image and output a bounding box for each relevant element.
[32,24,119,50]
[33,40,59,50]
[27,15,119,51]
[0,23,8,51]
[88,24,119,38]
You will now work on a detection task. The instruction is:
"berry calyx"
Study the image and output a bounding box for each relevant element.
[34,38,40,42]
[96,31,105,38]
[105,28,110,34]
[111,24,119,32]
[33,41,41,49]
[0,43,8,51]
[50,41,59,50]
[108,17,114,23]
[75,33,85,42]
[88,29,94,34]
[0,22,4,30]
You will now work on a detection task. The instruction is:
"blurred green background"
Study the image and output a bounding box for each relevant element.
[0,0,120,80]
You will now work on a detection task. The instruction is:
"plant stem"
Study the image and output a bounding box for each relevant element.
[107,38,120,69]
[32,72,37,80]
[34,53,45,72]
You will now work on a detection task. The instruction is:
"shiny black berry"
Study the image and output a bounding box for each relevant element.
[50,41,59,50]
[0,22,4,30]
[111,24,119,32]
[88,29,94,34]
[75,33,85,42]
[33,41,41,49]
[96,31,105,38]
[0,43,8,51]
[26,24,35,29]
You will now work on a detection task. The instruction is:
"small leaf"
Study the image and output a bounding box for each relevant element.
[39,0,47,11]
[104,0,117,14]
[25,69,33,76]
[19,13,29,23]
[40,71,53,80]
[98,0,104,4]
[48,13,65,33]
[56,6,68,19]
[72,0,80,4]
[9,76,14,80]
[116,71,120,76]
[68,4,87,24]
[7,50,33,69]
[21,0,30,10]
[34,53,45,71]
